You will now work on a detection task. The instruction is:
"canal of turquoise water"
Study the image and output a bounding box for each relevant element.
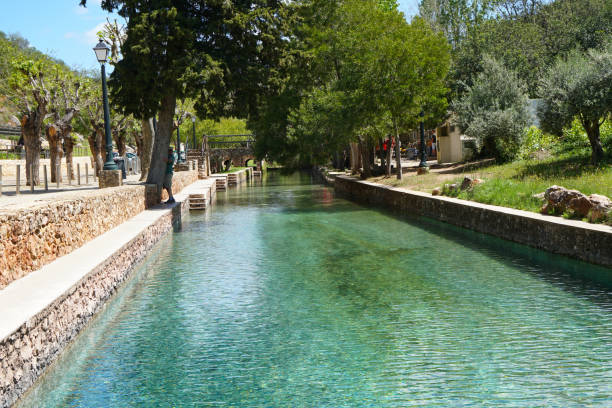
[18,172,612,407]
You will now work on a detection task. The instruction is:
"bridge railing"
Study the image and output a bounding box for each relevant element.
[204,134,255,150]
[0,126,22,137]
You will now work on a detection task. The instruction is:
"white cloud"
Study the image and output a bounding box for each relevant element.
[85,21,106,44]
[64,21,106,45]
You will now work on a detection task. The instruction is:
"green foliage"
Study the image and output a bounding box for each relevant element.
[440,0,612,99]
[538,43,612,162]
[555,118,612,155]
[519,126,557,159]
[377,0,398,12]
[454,57,529,162]
[251,0,450,169]
[177,116,250,148]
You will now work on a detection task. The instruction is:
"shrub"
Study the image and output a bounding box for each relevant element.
[538,43,612,163]
[556,118,612,156]
[519,126,557,159]
[454,57,530,162]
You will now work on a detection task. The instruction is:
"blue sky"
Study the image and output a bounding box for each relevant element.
[0,0,420,71]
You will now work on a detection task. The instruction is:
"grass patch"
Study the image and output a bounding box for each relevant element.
[372,151,612,221]
[219,166,249,174]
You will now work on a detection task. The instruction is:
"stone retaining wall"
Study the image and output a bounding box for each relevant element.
[0,170,198,289]
[335,176,612,268]
[0,201,189,407]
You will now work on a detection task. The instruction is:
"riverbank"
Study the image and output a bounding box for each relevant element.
[0,177,217,407]
[0,168,260,407]
[371,153,612,224]
[334,175,612,269]
[0,170,199,289]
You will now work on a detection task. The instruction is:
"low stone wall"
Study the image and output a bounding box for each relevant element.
[335,176,612,268]
[0,170,198,289]
[312,166,337,186]
[0,201,189,407]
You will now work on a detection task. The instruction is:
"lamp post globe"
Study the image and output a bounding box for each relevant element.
[93,40,117,171]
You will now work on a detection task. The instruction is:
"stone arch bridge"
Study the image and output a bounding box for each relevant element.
[205,134,259,173]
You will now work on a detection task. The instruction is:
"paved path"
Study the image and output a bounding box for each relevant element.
[0,174,143,212]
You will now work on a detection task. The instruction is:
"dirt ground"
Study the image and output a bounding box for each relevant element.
[370,159,494,192]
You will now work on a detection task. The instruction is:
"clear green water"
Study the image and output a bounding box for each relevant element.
[18,173,612,407]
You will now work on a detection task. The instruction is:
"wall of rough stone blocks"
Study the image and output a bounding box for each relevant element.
[0,170,198,289]
[334,176,612,269]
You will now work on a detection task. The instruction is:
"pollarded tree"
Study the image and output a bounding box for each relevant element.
[454,56,530,162]
[46,71,82,182]
[77,78,105,175]
[7,58,52,185]
[538,43,612,163]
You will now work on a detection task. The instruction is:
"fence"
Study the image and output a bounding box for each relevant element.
[0,146,92,160]
[0,156,141,197]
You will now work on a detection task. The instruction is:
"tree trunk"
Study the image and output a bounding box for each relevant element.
[24,135,40,186]
[87,132,99,176]
[64,135,74,180]
[349,142,360,175]
[146,92,176,193]
[585,120,604,164]
[87,129,105,176]
[385,137,392,177]
[139,118,155,181]
[378,138,385,170]
[394,121,402,180]
[21,120,41,186]
[359,138,372,179]
[46,125,63,183]
[113,130,127,157]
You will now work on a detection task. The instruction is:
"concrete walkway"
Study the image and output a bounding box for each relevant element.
[0,174,142,212]
[0,178,216,343]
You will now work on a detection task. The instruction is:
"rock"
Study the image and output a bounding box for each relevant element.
[568,195,593,217]
[460,177,473,190]
[540,185,611,221]
[544,185,565,202]
[449,183,458,192]
[588,194,612,222]
[432,188,441,196]
[532,192,545,200]
[543,185,588,215]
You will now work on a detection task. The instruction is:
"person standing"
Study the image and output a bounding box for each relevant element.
[163,147,176,204]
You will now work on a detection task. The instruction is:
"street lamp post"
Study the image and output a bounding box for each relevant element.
[191,116,196,151]
[176,125,181,162]
[93,40,117,171]
[419,110,428,168]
